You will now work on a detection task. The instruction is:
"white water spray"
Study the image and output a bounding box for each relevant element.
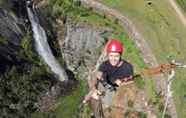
[26,6,68,81]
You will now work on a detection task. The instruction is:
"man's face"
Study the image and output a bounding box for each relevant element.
[108,52,121,66]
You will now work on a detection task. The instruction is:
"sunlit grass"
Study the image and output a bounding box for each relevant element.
[98,0,186,117]
[176,0,186,14]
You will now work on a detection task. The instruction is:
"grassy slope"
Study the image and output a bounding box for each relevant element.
[176,0,186,14]
[54,80,87,118]
[175,0,186,116]
[98,0,186,117]
[32,80,87,118]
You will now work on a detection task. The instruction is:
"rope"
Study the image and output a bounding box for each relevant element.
[162,69,175,118]
[87,40,108,83]
[81,40,108,118]
[171,59,186,68]
[162,60,186,118]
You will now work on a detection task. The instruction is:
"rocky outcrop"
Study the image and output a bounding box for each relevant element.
[0,2,27,72]
[61,24,113,79]
[0,0,71,115]
[0,0,57,72]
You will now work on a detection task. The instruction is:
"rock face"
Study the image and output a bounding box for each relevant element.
[0,1,27,72]
[61,24,113,79]
[0,0,56,72]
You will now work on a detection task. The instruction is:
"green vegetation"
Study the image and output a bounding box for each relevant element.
[47,0,123,31]
[0,0,13,10]
[47,0,85,21]
[176,0,186,13]
[0,36,8,44]
[99,0,186,61]
[54,80,87,118]
[19,30,59,75]
[0,65,53,118]
[32,79,90,118]
[172,70,186,117]
[148,90,172,118]
[98,0,186,117]
[79,12,123,32]
[48,0,74,18]
[0,29,56,117]
[18,31,41,64]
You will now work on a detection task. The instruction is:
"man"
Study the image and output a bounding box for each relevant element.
[84,39,134,102]
[83,39,134,118]
[92,39,134,91]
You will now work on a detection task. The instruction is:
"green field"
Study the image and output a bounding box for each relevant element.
[98,0,186,117]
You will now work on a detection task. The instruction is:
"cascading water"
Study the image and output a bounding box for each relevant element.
[26,3,68,81]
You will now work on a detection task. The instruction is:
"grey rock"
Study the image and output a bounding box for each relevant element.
[62,24,113,79]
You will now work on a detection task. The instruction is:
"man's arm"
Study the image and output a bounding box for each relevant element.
[83,71,103,103]
[115,75,134,86]
[89,71,103,90]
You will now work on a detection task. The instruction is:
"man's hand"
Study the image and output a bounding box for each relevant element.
[83,89,102,104]
[115,79,122,86]
[115,76,133,86]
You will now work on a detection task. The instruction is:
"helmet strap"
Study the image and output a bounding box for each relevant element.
[116,57,123,67]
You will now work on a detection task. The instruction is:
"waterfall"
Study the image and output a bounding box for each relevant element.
[26,6,68,81]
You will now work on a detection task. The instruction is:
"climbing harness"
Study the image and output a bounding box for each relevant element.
[99,79,117,92]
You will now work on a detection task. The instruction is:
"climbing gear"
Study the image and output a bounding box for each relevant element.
[106,39,124,54]
[99,79,117,92]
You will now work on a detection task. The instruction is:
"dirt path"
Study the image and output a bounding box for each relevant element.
[79,0,177,117]
[169,0,186,28]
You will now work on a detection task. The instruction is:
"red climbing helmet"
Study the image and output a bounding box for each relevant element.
[106,39,124,54]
